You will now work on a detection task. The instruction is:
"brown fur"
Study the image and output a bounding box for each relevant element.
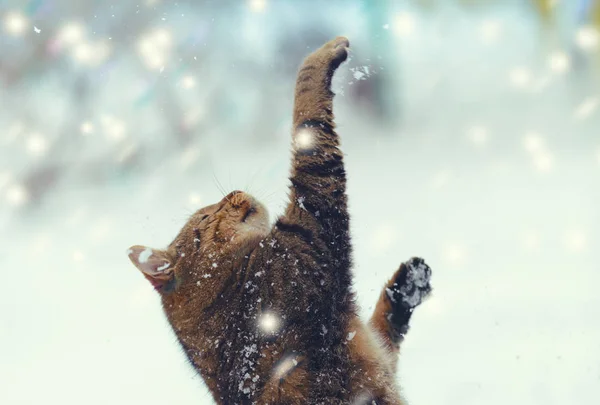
[127,37,430,404]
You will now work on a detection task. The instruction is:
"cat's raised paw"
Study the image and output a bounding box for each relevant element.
[386,257,432,310]
[329,36,350,50]
[307,36,350,71]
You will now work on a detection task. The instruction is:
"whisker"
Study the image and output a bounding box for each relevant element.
[227,170,233,193]
[211,171,227,199]
[253,185,277,202]
[261,191,278,201]
[244,168,262,196]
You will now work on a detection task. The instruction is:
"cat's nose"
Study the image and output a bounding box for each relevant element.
[223,190,245,205]
[226,190,243,199]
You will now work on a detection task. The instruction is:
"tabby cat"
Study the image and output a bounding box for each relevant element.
[127,37,432,404]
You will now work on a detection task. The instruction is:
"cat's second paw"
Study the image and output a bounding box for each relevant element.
[386,257,432,310]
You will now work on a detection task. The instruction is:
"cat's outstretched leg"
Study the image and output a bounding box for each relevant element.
[369,257,432,371]
[291,36,349,129]
[276,37,352,280]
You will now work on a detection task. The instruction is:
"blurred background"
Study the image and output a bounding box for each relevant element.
[1,0,599,404]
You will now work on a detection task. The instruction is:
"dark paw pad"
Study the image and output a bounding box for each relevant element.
[386,257,432,310]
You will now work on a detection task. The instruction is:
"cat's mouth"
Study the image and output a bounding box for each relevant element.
[227,191,270,235]
[242,210,270,237]
[241,206,257,223]
[241,204,269,232]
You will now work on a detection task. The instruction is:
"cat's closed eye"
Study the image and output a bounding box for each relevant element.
[200,214,209,221]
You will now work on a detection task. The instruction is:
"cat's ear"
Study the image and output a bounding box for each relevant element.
[127,245,174,290]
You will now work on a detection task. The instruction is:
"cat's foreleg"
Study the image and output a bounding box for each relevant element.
[369,258,432,370]
[278,37,351,247]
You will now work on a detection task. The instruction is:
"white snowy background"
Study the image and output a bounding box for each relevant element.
[1,0,599,404]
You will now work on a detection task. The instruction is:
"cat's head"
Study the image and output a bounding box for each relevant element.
[127,191,270,295]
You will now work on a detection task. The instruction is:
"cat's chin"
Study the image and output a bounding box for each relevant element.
[237,198,271,239]
[237,219,271,241]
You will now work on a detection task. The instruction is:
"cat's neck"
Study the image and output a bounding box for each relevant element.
[163,233,269,399]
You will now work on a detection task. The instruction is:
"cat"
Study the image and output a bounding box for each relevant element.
[127,36,432,404]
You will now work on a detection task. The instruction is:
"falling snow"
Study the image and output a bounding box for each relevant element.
[297,196,307,211]
[295,128,314,150]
